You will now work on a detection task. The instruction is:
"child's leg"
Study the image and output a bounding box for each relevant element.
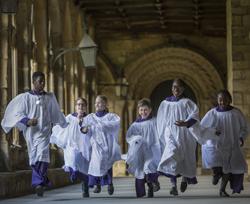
[180,176,188,193]
[88,175,101,193]
[230,173,244,194]
[77,172,89,197]
[212,167,223,185]
[31,161,51,197]
[220,173,230,197]
[146,173,160,192]
[101,168,114,195]
[135,178,146,197]
[147,182,154,198]
[169,176,178,196]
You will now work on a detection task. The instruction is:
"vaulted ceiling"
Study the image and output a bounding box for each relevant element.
[74,0,226,37]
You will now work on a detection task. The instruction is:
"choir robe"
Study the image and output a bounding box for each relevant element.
[201,106,249,193]
[1,91,67,187]
[126,117,161,197]
[82,111,121,186]
[50,113,91,182]
[126,117,161,179]
[156,96,199,179]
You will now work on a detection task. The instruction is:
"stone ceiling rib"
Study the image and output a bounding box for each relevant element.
[74,0,226,37]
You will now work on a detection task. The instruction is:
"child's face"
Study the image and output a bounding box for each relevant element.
[172,81,184,97]
[217,94,231,108]
[138,105,152,119]
[95,97,107,112]
[33,76,45,92]
[75,99,87,116]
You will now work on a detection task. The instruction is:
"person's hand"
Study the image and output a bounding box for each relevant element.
[174,120,188,127]
[215,129,221,136]
[80,126,89,134]
[239,138,244,147]
[27,118,38,126]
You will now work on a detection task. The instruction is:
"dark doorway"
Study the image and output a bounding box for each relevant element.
[150,80,197,116]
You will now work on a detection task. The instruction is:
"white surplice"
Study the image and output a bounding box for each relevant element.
[201,107,248,174]
[1,92,67,165]
[50,114,91,174]
[126,117,161,179]
[156,98,199,178]
[82,113,121,177]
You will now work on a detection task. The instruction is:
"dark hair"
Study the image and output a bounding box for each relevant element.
[75,97,87,106]
[32,71,45,82]
[173,78,185,88]
[137,98,152,109]
[217,90,232,103]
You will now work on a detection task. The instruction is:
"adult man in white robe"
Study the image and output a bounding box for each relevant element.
[156,79,199,196]
[1,71,67,197]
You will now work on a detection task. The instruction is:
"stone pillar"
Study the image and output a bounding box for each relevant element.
[33,0,48,88]
[0,14,12,171]
[16,0,31,92]
[227,0,250,168]
[62,0,74,114]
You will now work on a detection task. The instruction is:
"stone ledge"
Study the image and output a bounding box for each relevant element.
[0,168,71,199]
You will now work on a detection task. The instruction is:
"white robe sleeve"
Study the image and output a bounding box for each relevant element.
[1,93,28,133]
[189,122,219,145]
[235,108,249,140]
[156,101,168,149]
[49,93,67,128]
[50,115,70,149]
[185,99,199,121]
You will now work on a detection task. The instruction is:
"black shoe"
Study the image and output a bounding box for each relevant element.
[108,184,114,195]
[180,182,187,193]
[212,175,221,185]
[93,184,101,193]
[170,186,178,196]
[219,190,230,197]
[152,181,160,192]
[147,183,154,198]
[35,185,44,197]
[82,192,90,198]
[82,182,89,197]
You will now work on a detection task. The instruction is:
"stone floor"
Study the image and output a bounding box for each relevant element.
[1,176,250,204]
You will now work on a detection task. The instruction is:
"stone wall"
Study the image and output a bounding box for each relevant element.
[0,168,72,199]
[229,0,250,158]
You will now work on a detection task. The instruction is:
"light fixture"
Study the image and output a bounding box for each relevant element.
[0,0,18,14]
[78,32,98,68]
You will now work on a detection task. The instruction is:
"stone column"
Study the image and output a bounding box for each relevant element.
[62,0,74,114]
[0,14,12,171]
[16,0,31,92]
[33,0,48,88]
[227,0,250,170]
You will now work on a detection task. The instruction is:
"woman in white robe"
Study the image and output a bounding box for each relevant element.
[201,90,248,197]
[156,79,199,196]
[126,98,161,198]
[81,95,121,195]
[1,71,67,197]
[50,97,91,197]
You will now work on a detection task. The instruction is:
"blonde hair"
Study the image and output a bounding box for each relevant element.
[96,95,108,104]
[137,98,152,109]
[96,95,109,111]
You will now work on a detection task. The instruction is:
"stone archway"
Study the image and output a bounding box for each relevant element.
[124,47,224,115]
